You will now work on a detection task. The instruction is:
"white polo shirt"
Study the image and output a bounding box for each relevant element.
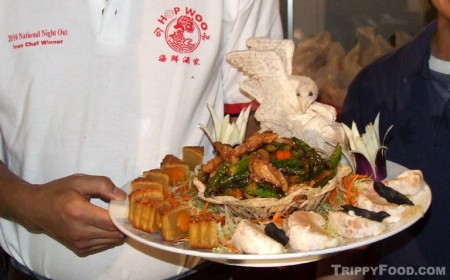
[0,1,282,279]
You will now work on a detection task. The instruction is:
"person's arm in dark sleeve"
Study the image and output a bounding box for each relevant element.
[338,67,385,131]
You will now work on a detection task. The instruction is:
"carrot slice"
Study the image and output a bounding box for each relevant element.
[235,188,243,199]
[328,188,338,206]
[275,150,292,160]
[272,211,284,224]
[342,174,367,206]
[201,202,210,214]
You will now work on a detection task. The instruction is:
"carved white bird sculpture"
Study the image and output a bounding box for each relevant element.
[227,37,347,155]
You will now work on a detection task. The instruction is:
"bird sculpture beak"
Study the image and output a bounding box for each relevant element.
[298,98,308,113]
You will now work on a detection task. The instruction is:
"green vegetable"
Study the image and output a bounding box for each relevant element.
[229,155,251,175]
[244,182,281,198]
[264,144,278,152]
[313,170,337,188]
[271,158,304,169]
[293,137,328,181]
[206,164,229,196]
[218,170,250,190]
[328,145,342,169]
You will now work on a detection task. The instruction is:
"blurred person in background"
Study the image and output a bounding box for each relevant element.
[337,0,450,278]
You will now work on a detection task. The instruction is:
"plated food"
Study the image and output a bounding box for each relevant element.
[121,131,427,256]
[194,131,348,220]
[109,159,430,266]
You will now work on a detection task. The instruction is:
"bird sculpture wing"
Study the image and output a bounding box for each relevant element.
[226,37,347,156]
[226,38,295,103]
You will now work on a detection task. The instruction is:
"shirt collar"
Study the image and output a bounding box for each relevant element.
[400,20,437,79]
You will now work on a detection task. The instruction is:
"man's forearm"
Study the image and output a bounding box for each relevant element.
[0,161,35,225]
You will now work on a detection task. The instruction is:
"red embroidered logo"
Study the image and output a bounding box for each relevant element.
[167,15,200,53]
[154,7,210,66]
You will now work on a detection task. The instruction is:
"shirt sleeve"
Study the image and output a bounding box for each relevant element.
[221,0,283,115]
[339,71,371,128]
[339,62,388,131]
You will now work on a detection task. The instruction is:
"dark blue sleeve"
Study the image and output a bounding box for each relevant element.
[338,67,384,131]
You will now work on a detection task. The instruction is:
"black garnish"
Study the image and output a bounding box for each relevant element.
[264,222,289,246]
[374,181,414,206]
[341,205,390,222]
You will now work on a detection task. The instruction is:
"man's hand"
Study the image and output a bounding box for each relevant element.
[17,174,127,257]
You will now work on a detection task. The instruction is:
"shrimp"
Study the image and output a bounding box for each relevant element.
[328,211,386,239]
[286,211,339,251]
[231,219,286,254]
